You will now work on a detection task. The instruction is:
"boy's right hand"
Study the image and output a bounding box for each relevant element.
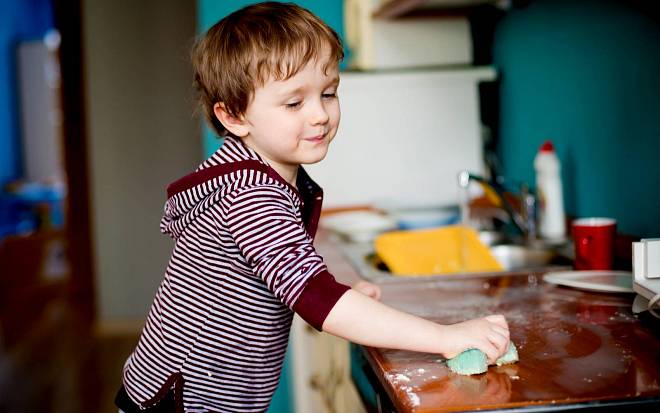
[439,314,510,364]
[352,281,382,301]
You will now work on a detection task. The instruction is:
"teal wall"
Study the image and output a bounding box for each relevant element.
[493,0,660,237]
[197,0,345,157]
[195,3,345,411]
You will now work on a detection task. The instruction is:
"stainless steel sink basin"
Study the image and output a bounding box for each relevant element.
[489,244,560,271]
[335,235,572,283]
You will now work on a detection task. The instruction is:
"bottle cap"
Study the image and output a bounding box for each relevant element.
[540,140,555,152]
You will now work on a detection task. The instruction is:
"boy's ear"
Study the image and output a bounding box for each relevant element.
[213,103,249,137]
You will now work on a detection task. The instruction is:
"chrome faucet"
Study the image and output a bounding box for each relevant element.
[458,170,537,240]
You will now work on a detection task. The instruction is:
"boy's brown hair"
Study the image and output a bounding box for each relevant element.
[192,2,344,137]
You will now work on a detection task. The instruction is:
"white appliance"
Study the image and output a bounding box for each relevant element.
[306,67,496,208]
[632,238,660,318]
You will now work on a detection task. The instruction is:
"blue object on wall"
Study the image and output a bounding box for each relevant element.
[0,0,54,184]
[195,3,345,411]
[493,0,660,237]
[0,182,65,238]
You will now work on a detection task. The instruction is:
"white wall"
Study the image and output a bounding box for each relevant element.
[83,0,200,320]
[306,67,496,208]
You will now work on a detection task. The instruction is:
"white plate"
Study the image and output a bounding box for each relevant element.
[543,270,634,293]
[320,211,397,242]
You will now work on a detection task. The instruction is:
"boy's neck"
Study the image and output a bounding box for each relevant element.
[239,138,299,189]
[276,164,299,189]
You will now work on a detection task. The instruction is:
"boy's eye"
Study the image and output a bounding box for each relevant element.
[322,92,337,99]
[285,101,302,109]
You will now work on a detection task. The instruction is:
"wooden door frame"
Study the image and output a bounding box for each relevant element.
[53,0,96,321]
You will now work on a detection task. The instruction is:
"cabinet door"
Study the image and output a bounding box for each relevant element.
[291,315,366,413]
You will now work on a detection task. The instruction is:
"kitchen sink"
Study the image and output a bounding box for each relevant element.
[335,235,573,283]
[490,244,563,271]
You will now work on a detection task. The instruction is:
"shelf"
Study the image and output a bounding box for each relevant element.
[341,65,498,83]
[373,0,505,19]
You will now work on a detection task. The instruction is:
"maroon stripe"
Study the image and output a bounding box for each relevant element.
[166,159,306,201]
[166,160,268,198]
[293,270,350,331]
[141,372,184,413]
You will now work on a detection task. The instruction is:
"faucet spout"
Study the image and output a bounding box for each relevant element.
[457,170,536,240]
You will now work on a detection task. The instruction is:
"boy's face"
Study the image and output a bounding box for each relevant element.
[239,51,340,178]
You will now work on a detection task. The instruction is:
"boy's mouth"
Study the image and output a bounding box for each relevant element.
[304,133,326,143]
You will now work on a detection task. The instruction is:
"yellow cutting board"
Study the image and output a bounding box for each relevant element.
[374,225,503,276]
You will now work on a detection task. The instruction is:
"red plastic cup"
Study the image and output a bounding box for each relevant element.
[572,218,617,270]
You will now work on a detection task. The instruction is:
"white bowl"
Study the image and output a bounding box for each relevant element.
[320,211,397,242]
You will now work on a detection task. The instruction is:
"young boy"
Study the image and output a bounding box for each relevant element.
[115,2,510,412]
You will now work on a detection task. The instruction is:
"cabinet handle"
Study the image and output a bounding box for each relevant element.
[308,363,345,413]
[309,373,322,390]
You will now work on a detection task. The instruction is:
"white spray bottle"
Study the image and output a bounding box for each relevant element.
[534,140,566,240]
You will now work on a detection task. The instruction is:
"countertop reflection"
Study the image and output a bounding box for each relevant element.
[360,272,660,412]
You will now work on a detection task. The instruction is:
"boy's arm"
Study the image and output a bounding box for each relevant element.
[321,289,510,363]
[221,184,507,361]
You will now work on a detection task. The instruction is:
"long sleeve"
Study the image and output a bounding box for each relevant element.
[222,184,349,330]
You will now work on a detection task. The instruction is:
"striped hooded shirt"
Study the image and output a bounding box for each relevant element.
[121,137,351,412]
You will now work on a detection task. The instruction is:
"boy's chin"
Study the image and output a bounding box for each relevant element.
[299,148,329,165]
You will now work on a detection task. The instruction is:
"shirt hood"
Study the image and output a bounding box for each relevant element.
[159,137,322,240]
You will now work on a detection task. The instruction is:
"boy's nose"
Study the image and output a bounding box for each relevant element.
[308,101,329,125]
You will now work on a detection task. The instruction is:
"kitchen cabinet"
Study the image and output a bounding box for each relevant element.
[313,0,500,208]
[287,226,372,413]
[345,0,475,70]
[291,315,366,413]
[373,0,506,19]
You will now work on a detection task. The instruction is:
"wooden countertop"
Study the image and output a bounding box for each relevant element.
[314,229,660,412]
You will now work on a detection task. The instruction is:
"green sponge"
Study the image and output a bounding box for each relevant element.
[447,348,488,375]
[447,342,519,375]
[495,341,519,366]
